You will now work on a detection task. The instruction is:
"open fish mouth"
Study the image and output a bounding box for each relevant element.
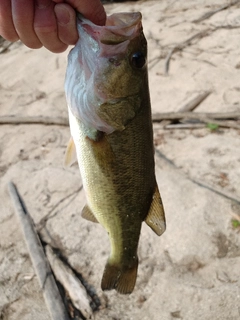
[78,12,142,45]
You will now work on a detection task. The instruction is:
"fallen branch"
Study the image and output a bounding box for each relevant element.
[8,182,70,320]
[178,91,211,112]
[154,112,240,130]
[164,123,206,129]
[200,118,240,130]
[159,91,211,127]
[0,115,69,126]
[164,121,240,130]
[152,111,240,122]
[46,246,93,320]
[193,0,240,23]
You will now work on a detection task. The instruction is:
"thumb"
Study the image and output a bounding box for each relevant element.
[54,3,78,45]
[53,0,106,26]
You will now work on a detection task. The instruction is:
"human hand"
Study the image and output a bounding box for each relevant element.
[0,0,106,53]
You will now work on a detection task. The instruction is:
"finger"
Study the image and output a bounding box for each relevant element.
[53,0,106,26]
[34,0,67,53]
[0,0,19,41]
[54,3,78,45]
[11,0,42,49]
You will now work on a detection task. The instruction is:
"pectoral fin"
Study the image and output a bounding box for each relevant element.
[64,137,77,167]
[145,185,166,236]
[81,205,99,223]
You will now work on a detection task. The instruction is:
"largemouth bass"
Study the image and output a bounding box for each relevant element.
[65,12,166,294]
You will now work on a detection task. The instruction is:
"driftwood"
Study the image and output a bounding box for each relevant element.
[0,115,69,126]
[8,182,70,320]
[46,246,93,319]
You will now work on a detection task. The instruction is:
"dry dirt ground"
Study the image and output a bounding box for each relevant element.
[1,1,240,319]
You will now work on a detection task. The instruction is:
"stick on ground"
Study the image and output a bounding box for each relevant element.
[8,182,70,320]
[158,91,212,127]
[46,245,93,319]
[0,116,68,126]
[152,111,240,122]
[178,91,211,112]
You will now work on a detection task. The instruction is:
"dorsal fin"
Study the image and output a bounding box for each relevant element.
[145,184,166,236]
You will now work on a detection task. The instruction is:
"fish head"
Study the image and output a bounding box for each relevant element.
[94,12,147,101]
[65,12,148,134]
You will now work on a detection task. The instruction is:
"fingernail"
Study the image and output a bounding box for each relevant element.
[54,5,70,25]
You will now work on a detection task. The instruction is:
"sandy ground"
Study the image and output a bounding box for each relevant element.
[1,1,240,319]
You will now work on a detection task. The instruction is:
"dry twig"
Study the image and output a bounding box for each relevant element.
[153,111,240,130]
[178,91,211,112]
[46,246,93,319]
[164,121,240,130]
[163,123,206,129]
[0,115,69,126]
[152,111,240,122]
[159,91,211,127]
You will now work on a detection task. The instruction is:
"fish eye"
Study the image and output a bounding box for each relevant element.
[131,52,146,69]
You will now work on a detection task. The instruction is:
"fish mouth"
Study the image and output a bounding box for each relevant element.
[101,12,142,44]
[78,12,142,46]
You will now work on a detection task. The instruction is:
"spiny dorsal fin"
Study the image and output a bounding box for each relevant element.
[81,205,99,223]
[145,184,166,236]
[64,137,77,167]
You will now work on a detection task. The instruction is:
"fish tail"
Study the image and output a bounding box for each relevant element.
[101,257,138,294]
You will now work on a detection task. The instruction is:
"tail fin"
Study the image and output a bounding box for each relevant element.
[101,258,138,294]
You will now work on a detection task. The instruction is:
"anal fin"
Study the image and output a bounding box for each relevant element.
[81,205,99,223]
[64,137,77,167]
[145,184,166,236]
